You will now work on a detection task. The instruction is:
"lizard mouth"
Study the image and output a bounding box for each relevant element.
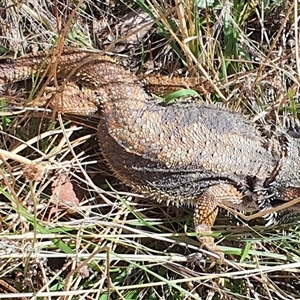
[264,206,300,226]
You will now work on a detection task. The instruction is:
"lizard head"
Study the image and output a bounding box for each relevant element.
[262,120,300,225]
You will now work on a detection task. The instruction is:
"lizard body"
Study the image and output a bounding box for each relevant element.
[1,49,300,256]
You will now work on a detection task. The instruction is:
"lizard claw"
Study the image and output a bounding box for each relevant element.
[198,234,224,264]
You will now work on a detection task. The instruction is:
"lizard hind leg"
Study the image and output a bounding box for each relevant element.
[34,83,100,115]
[193,183,243,260]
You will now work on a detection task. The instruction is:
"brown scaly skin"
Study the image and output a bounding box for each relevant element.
[1,48,300,258]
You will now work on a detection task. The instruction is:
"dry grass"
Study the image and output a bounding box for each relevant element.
[0,0,300,299]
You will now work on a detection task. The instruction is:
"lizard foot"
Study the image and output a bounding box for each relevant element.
[193,184,243,263]
[197,230,224,264]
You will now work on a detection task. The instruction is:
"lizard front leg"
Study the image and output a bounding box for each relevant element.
[194,183,244,259]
